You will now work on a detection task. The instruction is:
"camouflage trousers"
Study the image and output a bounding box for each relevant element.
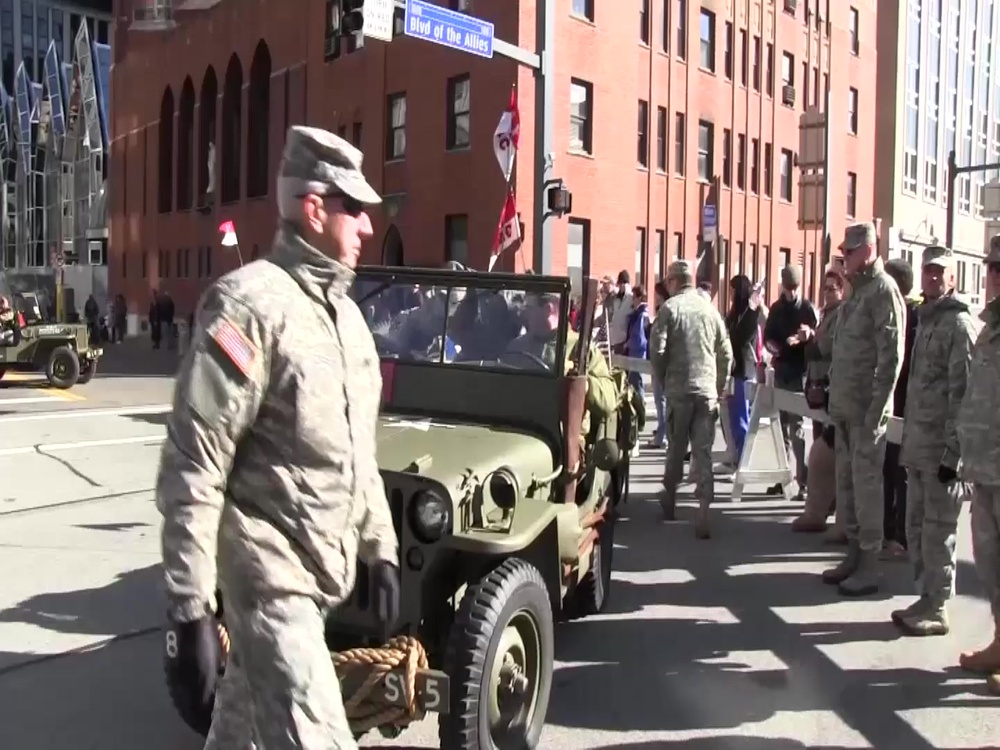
[205,593,357,750]
[905,468,962,607]
[833,419,887,553]
[662,396,717,508]
[970,484,1000,621]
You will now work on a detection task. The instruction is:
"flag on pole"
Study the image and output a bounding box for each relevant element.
[489,190,520,271]
[492,87,520,184]
[219,220,238,247]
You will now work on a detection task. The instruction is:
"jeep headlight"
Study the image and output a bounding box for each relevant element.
[409,490,451,543]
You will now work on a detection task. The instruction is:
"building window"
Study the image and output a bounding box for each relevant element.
[640,0,649,43]
[848,86,858,135]
[386,93,406,160]
[570,79,593,154]
[673,231,683,260]
[736,133,746,189]
[780,148,793,201]
[722,128,732,186]
[752,36,761,91]
[638,99,649,167]
[572,0,594,22]
[763,142,772,197]
[445,214,468,264]
[655,229,666,279]
[446,75,470,149]
[674,112,686,175]
[724,22,733,78]
[739,29,748,87]
[635,227,647,281]
[849,6,859,55]
[676,0,687,60]
[699,8,715,71]
[656,106,667,170]
[750,138,759,193]
[765,42,774,96]
[661,0,671,53]
[847,172,857,217]
[697,120,714,181]
[567,218,590,294]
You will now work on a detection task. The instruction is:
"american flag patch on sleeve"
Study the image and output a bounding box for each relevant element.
[211,318,257,376]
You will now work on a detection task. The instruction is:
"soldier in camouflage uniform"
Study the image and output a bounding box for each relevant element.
[894,246,976,635]
[649,260,733,539]
[957,236,1000,694]
[156,126,400,749]
[822,222,906,596]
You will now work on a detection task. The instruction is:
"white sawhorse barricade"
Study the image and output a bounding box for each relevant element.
[609,357,903,503]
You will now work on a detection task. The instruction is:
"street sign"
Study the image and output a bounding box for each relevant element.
[364,0,394,42]
[702,204,717,243]
[404,0,494,59]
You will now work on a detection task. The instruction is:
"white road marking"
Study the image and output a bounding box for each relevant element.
[0,396,68,405]
[0,433,166,457]
[0,403,172,424]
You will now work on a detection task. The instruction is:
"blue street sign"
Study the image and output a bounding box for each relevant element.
[702,204,718,242]
[404,0,494,59]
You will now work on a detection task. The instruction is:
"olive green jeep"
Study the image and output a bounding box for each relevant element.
[176,267,639,748]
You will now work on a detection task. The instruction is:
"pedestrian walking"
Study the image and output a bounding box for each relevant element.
[649,260,733,539]
[822,221,906,597]
[956,235,1000,694]
[157,126,400,748]
[893,245,976,636]
[725,274,759,466]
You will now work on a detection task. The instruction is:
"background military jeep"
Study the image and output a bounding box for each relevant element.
[0,274,102,388]
[178,267,638,748]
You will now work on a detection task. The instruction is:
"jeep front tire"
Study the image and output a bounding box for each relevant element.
[46,346,80,389]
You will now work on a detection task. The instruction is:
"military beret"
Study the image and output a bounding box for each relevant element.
[839,221,877,251]
[921,245,955,269]
[277,125,381,206]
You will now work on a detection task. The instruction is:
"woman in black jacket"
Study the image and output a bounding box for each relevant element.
[726,275,759,462]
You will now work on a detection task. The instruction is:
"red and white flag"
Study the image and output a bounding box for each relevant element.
[493,87,520,184]
[489,190,520,271]
[219,220,238,247]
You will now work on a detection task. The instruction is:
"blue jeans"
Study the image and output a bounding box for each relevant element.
[651,376,667,445]
[728,377,751,461]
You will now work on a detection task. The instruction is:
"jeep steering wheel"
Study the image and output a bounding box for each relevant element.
[498,349,550,370]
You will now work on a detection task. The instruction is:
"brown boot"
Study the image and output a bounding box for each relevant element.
[824,525,848,545]
[658,489,676,521]
[822,541,860,585]
[694,505,711,539]
[959,634,1000,674]
[791,514,827,533]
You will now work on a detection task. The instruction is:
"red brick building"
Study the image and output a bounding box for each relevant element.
[109,0,876,316]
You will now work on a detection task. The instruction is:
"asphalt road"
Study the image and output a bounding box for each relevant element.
[0,375,997,750]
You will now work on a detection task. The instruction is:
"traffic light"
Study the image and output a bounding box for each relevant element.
[341,0,365,36]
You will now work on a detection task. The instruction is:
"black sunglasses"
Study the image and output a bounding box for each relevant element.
[298,192,365,218]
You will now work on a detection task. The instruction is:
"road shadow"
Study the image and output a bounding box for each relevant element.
[95,339,183,378]
[128,411,170,427]
[73,522,150,532]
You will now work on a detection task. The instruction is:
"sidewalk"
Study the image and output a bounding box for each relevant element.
[96,336,184,378]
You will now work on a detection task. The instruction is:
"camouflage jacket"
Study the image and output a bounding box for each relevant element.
[957,296,1000,486]
[899,293,977,471]
[649,286,733,403]
[827,258,905,428]
[155,225,398,623]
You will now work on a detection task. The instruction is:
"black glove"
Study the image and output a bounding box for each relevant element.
[372,561,401,643]
[937,464,958,484]
[163,616,221,736]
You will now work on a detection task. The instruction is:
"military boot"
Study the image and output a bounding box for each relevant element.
[838,549,880,597]
[821,541,860,585]
[694,505,711,540]
[899,605,949,636]
[891,595,930,626]
[658,489,677,521]
[959,621,1000,674]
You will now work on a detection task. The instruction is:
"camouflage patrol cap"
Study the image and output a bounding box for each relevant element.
[277,126,381,213]
[667,259,695,279]
[987,234,1000,264]
[839,221,877,251]
[921,245,955,269]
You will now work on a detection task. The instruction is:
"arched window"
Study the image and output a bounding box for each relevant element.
[157,87,174,213]
[246,41,271,198]
[176,77,195,210]
[382,224,404,266]
[220,54,243,204]
[197,66,218,202]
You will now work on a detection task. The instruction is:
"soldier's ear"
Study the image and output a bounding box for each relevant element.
[302,194,327,234]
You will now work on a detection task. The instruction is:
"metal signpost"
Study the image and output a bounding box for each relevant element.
[945,148,1000,248]
[389,0,555,273]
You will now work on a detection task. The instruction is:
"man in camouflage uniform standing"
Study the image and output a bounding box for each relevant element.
[894,246,976,635]
[156,126,400,749]
[957,235,1000,694]
[822,222,905,596]
[649,260,733,539]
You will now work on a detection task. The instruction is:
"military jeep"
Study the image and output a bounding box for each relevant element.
[178,267,639,748]
[0,278,102,388]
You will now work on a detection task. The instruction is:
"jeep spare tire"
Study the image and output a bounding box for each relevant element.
[439,558,553,750]
[46,346,80,388]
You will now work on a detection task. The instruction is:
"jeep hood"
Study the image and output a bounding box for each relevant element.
[375,415,555,494]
